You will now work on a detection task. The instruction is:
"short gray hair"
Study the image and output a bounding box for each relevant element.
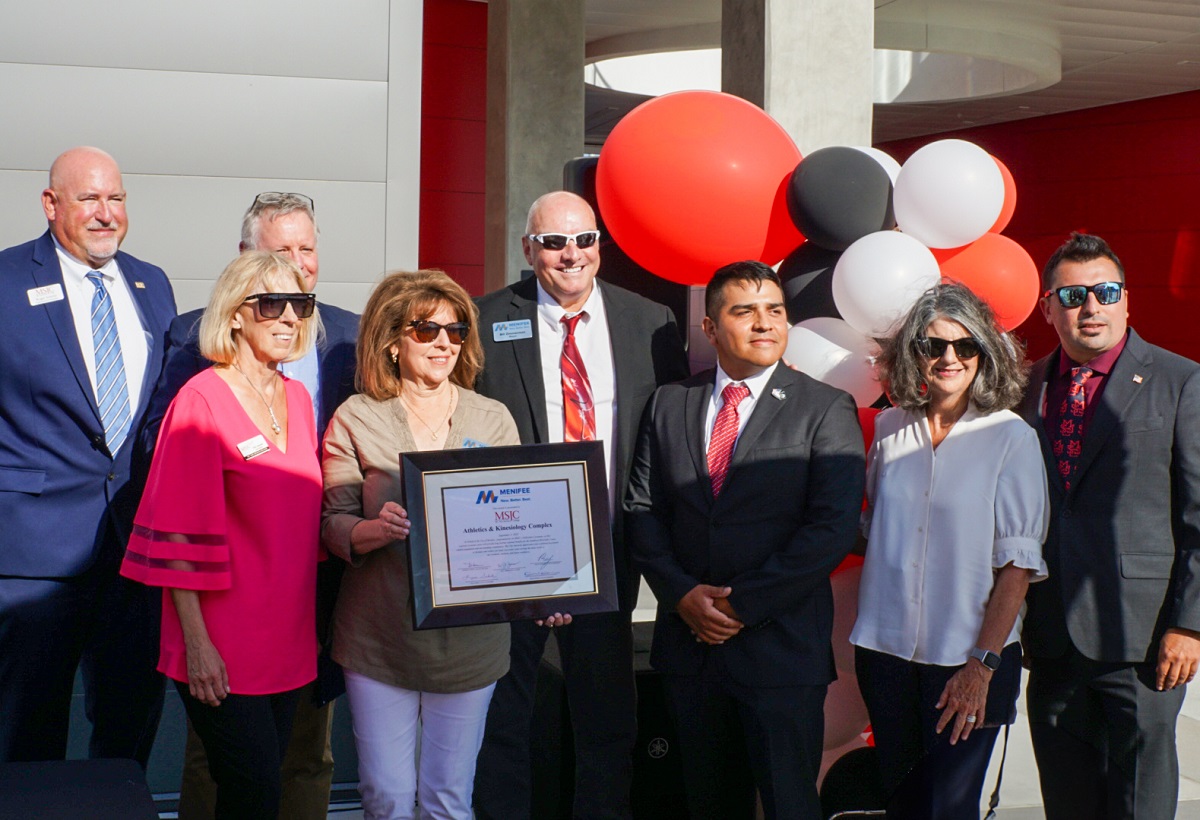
[240,192,319,250]
[876,282,1028,414]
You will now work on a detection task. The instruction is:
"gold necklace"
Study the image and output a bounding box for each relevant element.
[401,386,455,440]
[233,363,282,435]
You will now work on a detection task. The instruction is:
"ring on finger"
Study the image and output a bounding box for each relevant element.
[965,715,977,723]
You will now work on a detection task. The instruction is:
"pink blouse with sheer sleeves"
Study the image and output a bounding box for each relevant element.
[121,367,322,695]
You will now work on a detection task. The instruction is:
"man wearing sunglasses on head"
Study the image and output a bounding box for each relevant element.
[473,191,689,819]
[144,192,359,820]
[1018,232,1200,820]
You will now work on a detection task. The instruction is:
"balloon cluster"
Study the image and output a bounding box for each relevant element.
[596,90,1040,410]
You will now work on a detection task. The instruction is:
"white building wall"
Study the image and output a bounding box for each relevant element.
[0,0,423,313]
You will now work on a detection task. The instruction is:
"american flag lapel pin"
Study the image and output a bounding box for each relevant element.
[135,281,146,288]
[1133,374,1144,384]
[771,388,786,400]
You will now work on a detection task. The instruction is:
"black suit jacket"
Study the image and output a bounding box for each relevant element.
[625,365,865,687]
[475,277,689,610]
[1019,329,1200,663]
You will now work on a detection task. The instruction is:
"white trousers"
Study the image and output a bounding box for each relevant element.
[344,669,495,820]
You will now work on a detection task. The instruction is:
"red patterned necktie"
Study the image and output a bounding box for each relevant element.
[561,313,595,442]
[1054,365,1093,491]
[708,382,750,498]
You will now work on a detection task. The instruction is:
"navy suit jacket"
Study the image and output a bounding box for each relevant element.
[0,231,177,577]
[1019,329,1200,663]
[625,365,865,687]
[474,277,689,610]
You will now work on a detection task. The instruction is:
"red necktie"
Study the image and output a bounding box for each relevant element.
[1053,365,1093,491]
[561,313,595,442]
[708,383,750,497]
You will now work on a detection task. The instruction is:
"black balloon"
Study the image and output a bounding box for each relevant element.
[779,243,842,325]
[786,146,896,252]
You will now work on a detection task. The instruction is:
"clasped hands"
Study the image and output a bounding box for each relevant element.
[678,584,744,645]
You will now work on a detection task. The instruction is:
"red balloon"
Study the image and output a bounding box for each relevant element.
[937,233,1039,330]
[989,156,1017,234]
[596,91,804,286]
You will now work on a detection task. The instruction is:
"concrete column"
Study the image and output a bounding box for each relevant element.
[722,0,874,152]
[484,0,586,291]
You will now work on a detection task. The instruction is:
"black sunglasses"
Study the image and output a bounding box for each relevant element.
[242,292,316,319]
[1042,281,1124,308]
[408,320,470,345]
[915,336,982,360]
[526,230,601,251]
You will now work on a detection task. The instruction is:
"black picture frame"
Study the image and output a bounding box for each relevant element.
[402,441,618,629]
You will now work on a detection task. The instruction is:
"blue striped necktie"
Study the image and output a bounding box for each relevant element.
[86,271,131,454]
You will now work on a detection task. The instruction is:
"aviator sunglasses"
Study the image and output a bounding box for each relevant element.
[408,320,470,345]
[915,336,982,360]
[242,292,316,319]
[526,230,601,251]
[1042,281,1124,309]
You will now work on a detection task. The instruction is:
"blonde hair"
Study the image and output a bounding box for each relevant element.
[198,251,321,366]
[357,269,483,400]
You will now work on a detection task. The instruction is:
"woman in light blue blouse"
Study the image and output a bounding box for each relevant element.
[850,282,1049,819]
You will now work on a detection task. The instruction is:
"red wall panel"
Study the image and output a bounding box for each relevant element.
[880,90,1200,360]
[420,0,488,296]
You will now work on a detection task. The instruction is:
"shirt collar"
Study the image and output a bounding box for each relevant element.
[52,234,119,282]
[536,278,603,330]
[714,361,778,401]
[1055,331,1128,378]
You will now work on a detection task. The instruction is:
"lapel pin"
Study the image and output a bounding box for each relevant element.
[771,388,786,400]
[1133,374,1143,384]
[134,281,146,289]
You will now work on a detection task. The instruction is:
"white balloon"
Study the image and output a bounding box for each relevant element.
[832,231,941,338]
[850,145,901,185]
[785,319,881,406]
[893,139,1004,249]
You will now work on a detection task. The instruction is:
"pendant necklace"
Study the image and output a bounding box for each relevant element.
[402,386,456,440]
[233,363,282,434]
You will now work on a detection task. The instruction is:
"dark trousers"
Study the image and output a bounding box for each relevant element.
[855,645,1020,820]
[1027,646,1185,820]
[176,681,303,820]
[0,555,165,765]
[474,611,637,820]
[662,659,827,820]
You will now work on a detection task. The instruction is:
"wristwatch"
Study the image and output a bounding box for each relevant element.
[969,647,1002,671]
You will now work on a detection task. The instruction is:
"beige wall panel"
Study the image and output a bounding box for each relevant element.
[0,0,389,80]
[0,64,388,181]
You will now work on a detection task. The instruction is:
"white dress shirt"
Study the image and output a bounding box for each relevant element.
[55,238,150,426]
[850,405,1049,666]
[703,362,778,453]
[537,279,617,513]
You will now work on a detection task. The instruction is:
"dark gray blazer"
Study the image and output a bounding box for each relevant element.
[1018,329,1200,663]
[475,277,689,610]
[625,365,865,687]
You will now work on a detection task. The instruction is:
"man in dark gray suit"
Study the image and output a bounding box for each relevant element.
[1019,232,1200,820]
[473,191,689,819]
[625,261,865,820]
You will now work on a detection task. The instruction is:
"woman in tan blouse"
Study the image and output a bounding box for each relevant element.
[322,270,567,820]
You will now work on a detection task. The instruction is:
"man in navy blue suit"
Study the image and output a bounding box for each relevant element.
[0,146,177,765]
[145,192,359,820]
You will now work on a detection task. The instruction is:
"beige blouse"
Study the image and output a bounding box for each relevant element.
[322,387,520,693]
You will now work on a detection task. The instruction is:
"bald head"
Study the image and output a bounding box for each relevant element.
[42,147,127,268]
[524,191,595,234]
[521,190,601,313]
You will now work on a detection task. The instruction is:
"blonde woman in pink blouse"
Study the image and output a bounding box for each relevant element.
[121,251,323,820]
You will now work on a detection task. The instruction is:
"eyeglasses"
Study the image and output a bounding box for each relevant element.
[915,336,982,360]
[242,293,316,319]
[408,320,470,345]
[1042,281,1124,308]
[252,192,315,212]
[526,230,601,251]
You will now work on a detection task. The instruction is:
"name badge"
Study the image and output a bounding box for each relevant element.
[27,284,65,306]
[492,319,533,342]
[237,435,271,460]
[462,437,490,448]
